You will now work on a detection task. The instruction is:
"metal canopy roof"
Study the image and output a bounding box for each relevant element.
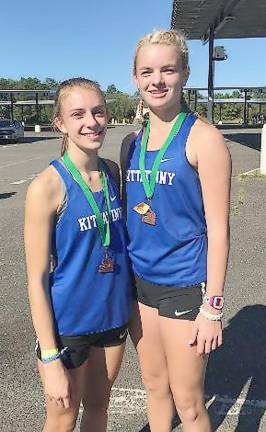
[171,0,266,40]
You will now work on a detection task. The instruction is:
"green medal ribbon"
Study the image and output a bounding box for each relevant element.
[63,152,111,248]
[139,111,187,200]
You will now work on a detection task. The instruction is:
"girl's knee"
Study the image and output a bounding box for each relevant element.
[173,391,206,423]
[45,411,78,432]
[141,369,170,398]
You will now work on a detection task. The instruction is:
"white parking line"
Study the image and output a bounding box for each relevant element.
[105,387,266,416]
[0,144,17,148]
[238,167,259,176]
[11,179,28,185]
[10,175,35,185]
[0,156,44,170]
[109,387,146,414]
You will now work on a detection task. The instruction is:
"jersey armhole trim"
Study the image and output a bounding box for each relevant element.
[183,114,200,177]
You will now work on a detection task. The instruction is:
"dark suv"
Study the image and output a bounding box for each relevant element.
[0,119,24,143]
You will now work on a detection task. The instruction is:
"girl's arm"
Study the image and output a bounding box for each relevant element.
[188,122,231,354]
[25,168,70,408]
[197,124,231,299]
[25,171,59,350]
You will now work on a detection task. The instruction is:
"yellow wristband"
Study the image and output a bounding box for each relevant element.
[42,348,59,358]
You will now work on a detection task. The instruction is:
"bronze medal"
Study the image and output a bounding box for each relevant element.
[98,253,115,273]
[142,208,156,225]
[138,112,187,228]
[99,256,115,273]
[63,153,115,274]
[133,202,150,215]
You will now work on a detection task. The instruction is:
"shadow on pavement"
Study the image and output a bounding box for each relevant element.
[139,425,149,431]
[20,136,59,144]
[206,304,266,431]
[224,133,261,151]
[0,136,58,146]
[0,192,17,199]
[139,305,266,432]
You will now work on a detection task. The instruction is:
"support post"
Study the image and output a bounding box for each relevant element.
[260,124,266,175]
[207,26,215,123]
[194,90,198,112]
[35,92,40,124]
[188,90,191,108]
[243,89,248,125]
[10,93,14,121]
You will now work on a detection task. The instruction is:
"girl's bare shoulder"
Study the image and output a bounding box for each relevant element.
[26,164,64,209]
[190,116,225,147]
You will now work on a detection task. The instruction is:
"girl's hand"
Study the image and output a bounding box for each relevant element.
[43,359,71,408]
[189,309,223,355]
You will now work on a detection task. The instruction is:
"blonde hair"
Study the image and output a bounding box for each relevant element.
[53,77,106,156]
[133,29,190,75]
[133,30,190,123]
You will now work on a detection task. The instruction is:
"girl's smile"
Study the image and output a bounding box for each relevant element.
[134,44,187,113]
[56,86,108,152]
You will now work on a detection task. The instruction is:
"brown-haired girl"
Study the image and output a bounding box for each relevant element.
[121,30,231,431]
[25,78,132,431]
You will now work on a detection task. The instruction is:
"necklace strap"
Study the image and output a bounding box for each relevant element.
[139,111,187,199]
[62,152,111,247]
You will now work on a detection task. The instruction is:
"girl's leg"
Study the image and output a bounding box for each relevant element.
[81,342,125,432]
[38,359,88,432]
[129,302,175,432]
[159,317,211,432]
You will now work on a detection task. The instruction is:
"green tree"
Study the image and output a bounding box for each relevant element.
[107,92,138,122]
[44,78,58,90]
[106,84,120,95]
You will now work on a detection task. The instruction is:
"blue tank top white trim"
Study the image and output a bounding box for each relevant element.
[126,113,207,287]
[49,159,132,336]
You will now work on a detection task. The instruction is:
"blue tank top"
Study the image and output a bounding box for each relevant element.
[49,159,132,336]
[126,113,207,287]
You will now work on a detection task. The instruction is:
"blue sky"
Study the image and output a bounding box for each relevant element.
[1,0,265,94]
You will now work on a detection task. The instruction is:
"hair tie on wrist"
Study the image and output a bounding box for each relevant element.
[41,347,68,364]
[199,305,223,321]
[41,348,59,358]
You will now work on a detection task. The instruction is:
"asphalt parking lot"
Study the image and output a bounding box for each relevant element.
[0,126,265,431]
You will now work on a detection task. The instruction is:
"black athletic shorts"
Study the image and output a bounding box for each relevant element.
[35,324,128,369]
[134,275,206,321]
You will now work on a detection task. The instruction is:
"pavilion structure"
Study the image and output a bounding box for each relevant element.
[0,89,55,123]
[170,0,266,123]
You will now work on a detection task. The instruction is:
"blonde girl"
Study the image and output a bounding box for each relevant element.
[121,30,231,432]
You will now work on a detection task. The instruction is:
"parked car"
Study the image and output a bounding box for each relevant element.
[0,119,24,143]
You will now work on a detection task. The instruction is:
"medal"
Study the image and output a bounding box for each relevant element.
[63,152,114,273]
[142,209,156,225]
[99,251,115,273]
[133,202,150,215]
[138,110,188,225]
[134,201,156,225]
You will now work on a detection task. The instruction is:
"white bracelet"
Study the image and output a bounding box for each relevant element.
[199,305,223,321]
